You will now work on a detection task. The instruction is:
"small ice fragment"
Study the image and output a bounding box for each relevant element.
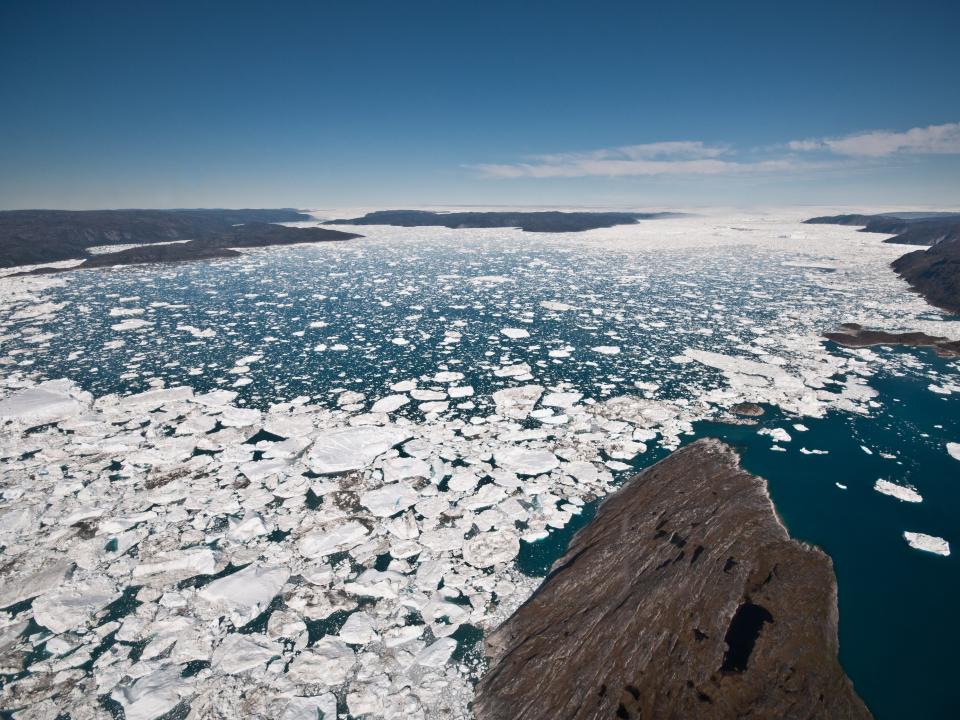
[873,479,922,503]
[759,427,791,443]
[370,394,409,413]
[903,532,950,556]
[947,443,960,462]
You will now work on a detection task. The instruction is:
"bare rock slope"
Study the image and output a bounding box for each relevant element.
[475,438,871,720]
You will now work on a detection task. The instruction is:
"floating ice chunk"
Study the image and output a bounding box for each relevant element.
[132,548,218,584]
[448,385,474,398]
[343,569,406,598]
[0,380,90,425]
[493,385,543,419]
[32,577,119,634]
[380,456,431,482]
[836,483,848,490]
[370,394,409,413]
[287,638,355,685]
[434,371,465,382]
[112,666,187,720]
[199,563,289,626]
[494,362,532,378]
[861,445,873,455]
[307,425,413,474]
[390,379,417,392]
[462,530,520,568]
[338,612,378,644]
[110,318,152,331]
[0,560,73,608]
[280,695,338,720]
[415,637,458,667]
[947,443,960,462]
[539,300,574,311]
[563,460,599,484]
[391,337,409,346]
[874,479,923,503]
[798,447,828,455]
[501,327,530,339]
[494,446,559,475]
[419,400,449,413]
[592,345,621,355]
[411,389,446,401]
[337,390,365,407]
[212,633,281,674]
[903,532,950,556]
[118,385,194,410]
[758,427,792,443]
[542,391,582,408]
[360,483,419,517]
[300,521,369,558]
[177,324,215,338]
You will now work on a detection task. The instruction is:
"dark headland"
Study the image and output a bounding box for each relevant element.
[475,439,871,720]
[825,323,960,357]
[0,209,361,272]
[805,212,960,314]
[325,209,682,233]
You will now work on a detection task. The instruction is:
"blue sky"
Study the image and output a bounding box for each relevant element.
[1,0,958,209]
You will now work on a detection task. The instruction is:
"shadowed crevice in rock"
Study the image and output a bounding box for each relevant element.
[720,602,773,673]
[474,438,872,720]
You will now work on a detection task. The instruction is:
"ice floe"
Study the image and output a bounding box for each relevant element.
[903,532,951,556]
[874,479,923,503]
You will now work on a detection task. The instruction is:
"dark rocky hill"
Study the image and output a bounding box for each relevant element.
[10,221,360,275]
[475,439,871,720]
[804,212,960,245]
[325,209,682,233]
[0,208,313,267]
[803,212,960,312]
[891,237,960,313]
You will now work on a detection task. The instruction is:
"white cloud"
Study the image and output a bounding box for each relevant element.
[790,122,960,157]
[473,141,803,178]
[471,122,960,180]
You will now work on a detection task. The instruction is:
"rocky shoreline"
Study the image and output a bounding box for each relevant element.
[475,439,872,720]
[825,323,960,357]
[804,212,960,314]
[11,224,361,275]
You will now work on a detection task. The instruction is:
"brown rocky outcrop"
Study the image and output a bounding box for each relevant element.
[825,323,960,357]
[474,439,871,720]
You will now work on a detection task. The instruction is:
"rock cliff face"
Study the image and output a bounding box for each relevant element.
[474,439,871,720]
[891,237,960,314]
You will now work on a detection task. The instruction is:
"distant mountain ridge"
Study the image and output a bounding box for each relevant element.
[804,212,960,246]
[325,209,683,233]
[0,208,313,268]
[804,211,960,313]
[9,221,361,275]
